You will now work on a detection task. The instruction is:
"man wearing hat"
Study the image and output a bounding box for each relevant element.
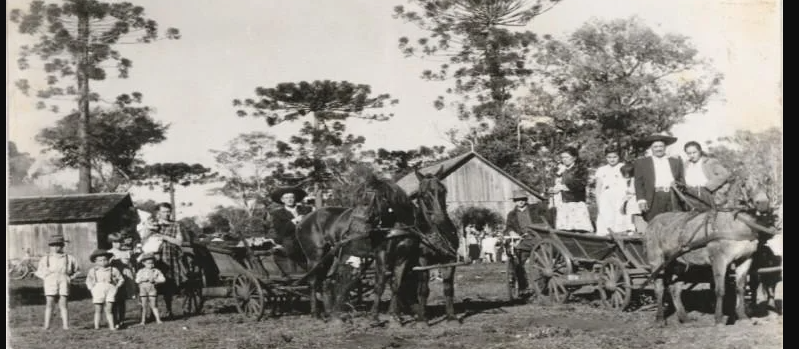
[503,189,551,298]
[633,132,687,222]
[267,186,314,271]
[35,234,79,330]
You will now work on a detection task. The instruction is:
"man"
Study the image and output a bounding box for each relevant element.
[268,186,314,273]
[683,141,733,209]
[141,203,188,319]
[503,189,550,297]
[634,132,687,222]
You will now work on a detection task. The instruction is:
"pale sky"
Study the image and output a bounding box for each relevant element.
[6,0,782,219]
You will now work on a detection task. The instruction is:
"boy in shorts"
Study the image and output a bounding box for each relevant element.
[86,249,124,330]
[135,253,166,325]
[35,234,79,330]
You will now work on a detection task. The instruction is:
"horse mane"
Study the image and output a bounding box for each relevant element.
[353,173,415,224]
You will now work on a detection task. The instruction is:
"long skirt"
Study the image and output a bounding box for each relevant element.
[596,188,633,236]
[556,201,594,232]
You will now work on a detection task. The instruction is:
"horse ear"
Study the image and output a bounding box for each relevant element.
[415,168,424,182]
[435,166,445,178]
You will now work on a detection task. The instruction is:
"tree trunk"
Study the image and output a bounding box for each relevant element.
[169,182,177,220]
[313,114,323,209]
[77,11,92,193]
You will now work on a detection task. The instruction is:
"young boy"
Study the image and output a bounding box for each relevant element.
[86,249,124,330]
[135,253,166,325]
[35,234,79,330]
[108,233,136,328]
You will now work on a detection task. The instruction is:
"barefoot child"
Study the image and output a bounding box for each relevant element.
[86,249,124,330]
[35,234,79,330]
[108,233,136,328]
[135,253,166,325]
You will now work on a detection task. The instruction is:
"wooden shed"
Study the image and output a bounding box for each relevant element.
[396,151,546,222]
[8,193,136,270]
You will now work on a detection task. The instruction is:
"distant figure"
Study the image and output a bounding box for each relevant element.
[465,224,481,263]
[481,233,499,263]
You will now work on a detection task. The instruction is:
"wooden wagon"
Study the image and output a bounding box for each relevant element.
[505,225,783,313]
[185,240,377,321]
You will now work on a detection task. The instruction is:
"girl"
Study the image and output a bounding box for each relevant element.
[86,249,124,330]
[35,234,79,330]
[550,147,594,233]
[135,253,166,325]
[621,164,645,234]
[594,147,629,236]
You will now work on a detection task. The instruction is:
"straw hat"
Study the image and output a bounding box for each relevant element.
[47,234,68,246]
[89,249,114,262]
[510,189,529,201]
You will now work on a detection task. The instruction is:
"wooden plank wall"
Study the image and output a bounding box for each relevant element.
[7,222,98,271]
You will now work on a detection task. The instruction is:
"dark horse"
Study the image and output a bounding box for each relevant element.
[292,174,418,323]
[393,168,461,325]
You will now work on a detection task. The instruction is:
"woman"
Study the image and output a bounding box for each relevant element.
[683,141,732,209]
[140,202,188,319]
[550,147,594,233]
[594,146,630,236]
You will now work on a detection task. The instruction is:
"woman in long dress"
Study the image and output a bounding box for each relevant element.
[550,147,594,233]
[594,147,630,236]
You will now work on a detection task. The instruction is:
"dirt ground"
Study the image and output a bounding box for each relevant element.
[8,263,782,349]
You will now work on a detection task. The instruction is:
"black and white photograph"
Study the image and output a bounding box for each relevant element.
[6,0,782,348]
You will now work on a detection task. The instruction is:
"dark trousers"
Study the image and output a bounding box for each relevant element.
[513,249,532,291]
[468,244,481,261]
[644,191,682,222]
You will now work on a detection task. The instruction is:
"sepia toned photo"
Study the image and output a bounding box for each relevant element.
[7,1,782,348]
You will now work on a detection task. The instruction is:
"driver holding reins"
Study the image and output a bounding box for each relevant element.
[503,189,551,298]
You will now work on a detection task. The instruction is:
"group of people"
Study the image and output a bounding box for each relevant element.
[35,202,188,330]
[464,224,504,263]
[503,132,735,297]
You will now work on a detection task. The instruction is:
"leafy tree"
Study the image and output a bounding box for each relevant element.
[450,206,505,232]
[708,128,783,206]
[36,93,168,192]
[233,80,398,207]
[393,0,562,122]
[10,0,180,193]
[134,199,159,213]
[364,145,449,180]
[132,163,216,220]
[210,132,283,216]
[9,141,36,185]
[204,206,270,238]
[529,17,723,164]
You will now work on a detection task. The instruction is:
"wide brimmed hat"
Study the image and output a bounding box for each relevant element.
[510,189,529,201]
[138,252,156,262]
[89,249,114,262]
[640,132,678,147]
[270,186,308,204]
[47,234,68,246]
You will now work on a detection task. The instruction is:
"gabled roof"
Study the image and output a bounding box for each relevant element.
[9,193,134,225]
[396,151,546,200]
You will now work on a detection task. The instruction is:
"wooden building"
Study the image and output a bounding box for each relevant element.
[396,151,546,222]
[8,193,136,270]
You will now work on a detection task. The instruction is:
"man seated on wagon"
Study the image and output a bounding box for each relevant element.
[503,189,551,298]
[266,186,314,271]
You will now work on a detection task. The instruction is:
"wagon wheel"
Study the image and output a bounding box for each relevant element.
[233,273,266,320]
[598,258,632,311]
[529,239,573,304]
[180,253,205,316]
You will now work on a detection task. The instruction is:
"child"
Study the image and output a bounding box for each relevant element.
[108,233,136,328]
[35,234,79,330]
[135,253,166,325]
[620,164,646,235]
[86,249,124,330]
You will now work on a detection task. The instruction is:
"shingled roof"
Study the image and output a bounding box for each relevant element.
[396,151,545,200]
[9,193,134,225]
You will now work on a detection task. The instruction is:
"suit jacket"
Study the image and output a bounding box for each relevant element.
[633,156,685,204]
[269,205,313,240]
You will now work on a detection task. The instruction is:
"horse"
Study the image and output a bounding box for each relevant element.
[645,182,778,326]
[395,168,460,325]
[292,174,418,323]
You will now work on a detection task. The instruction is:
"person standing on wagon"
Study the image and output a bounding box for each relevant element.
[35,234,79,330]
[550,147,594,233]
[683,141,732,209]
[633,132,687,222]
[503,190,550,298]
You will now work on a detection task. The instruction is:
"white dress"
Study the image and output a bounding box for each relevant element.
[594,163,631,235]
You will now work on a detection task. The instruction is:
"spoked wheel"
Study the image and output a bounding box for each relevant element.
[529,239,573,304]
[598,258,632,311]
[8,262,30,280]
[233,274,266,320]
